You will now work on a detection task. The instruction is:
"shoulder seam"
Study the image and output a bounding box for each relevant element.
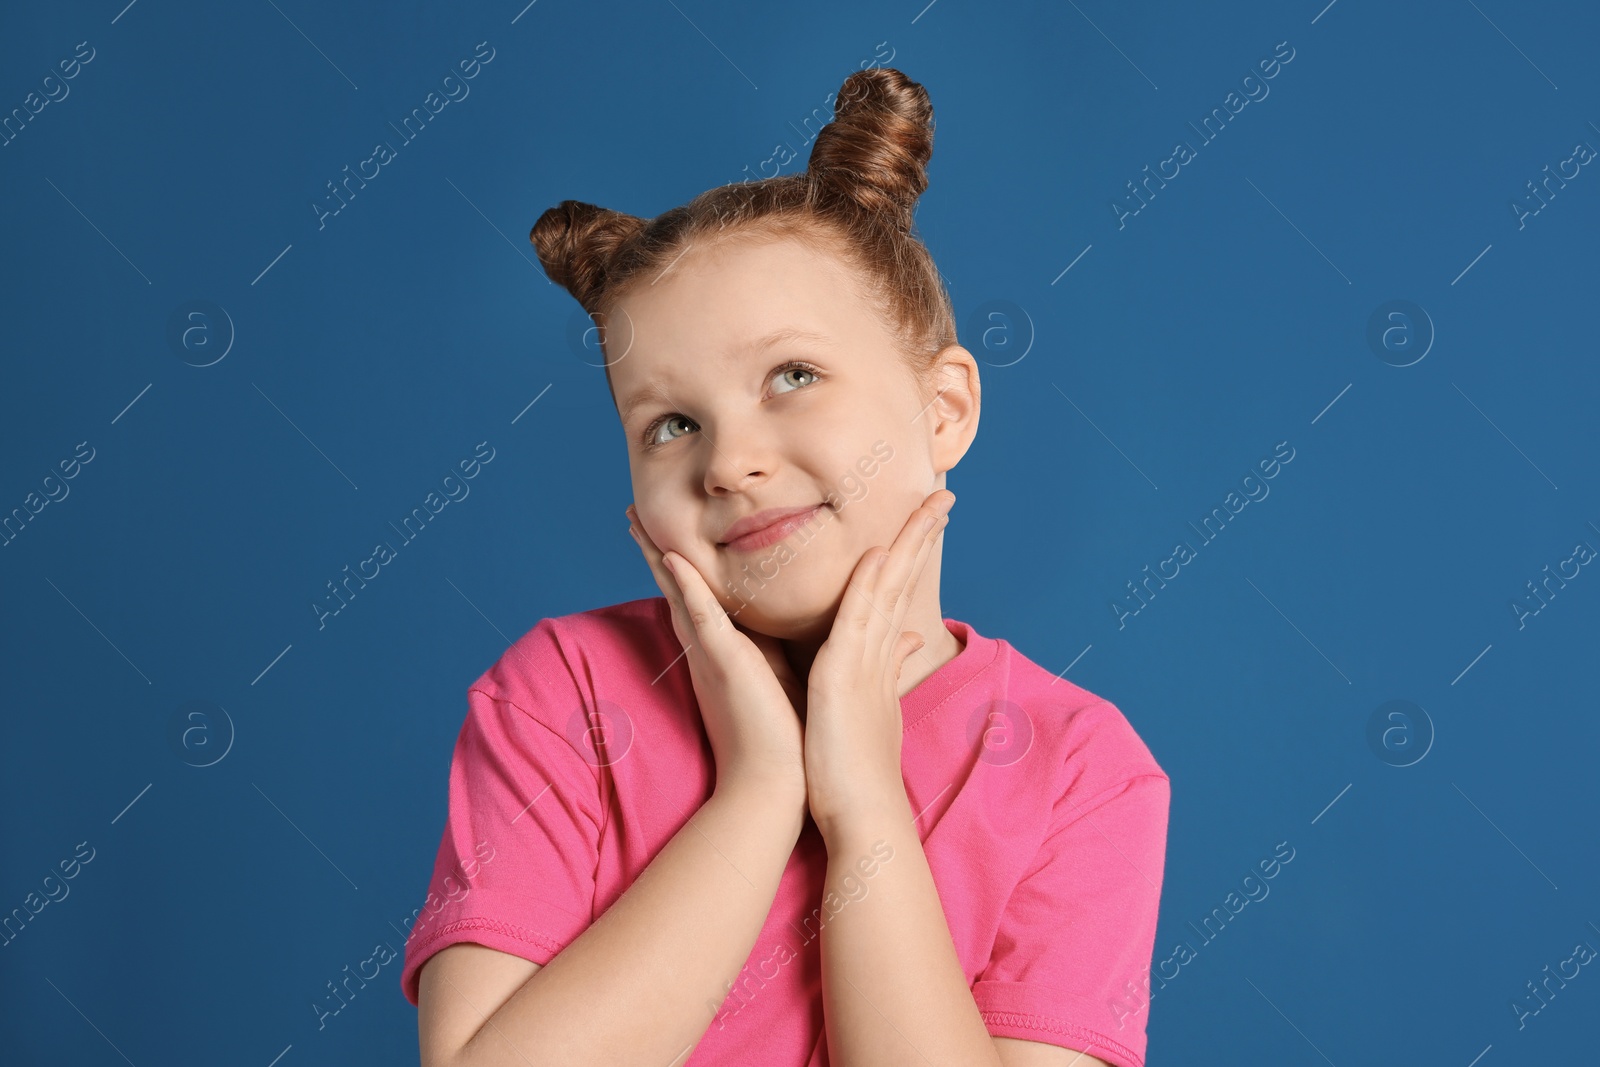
[1038,770,1169,861]
[466,686,607,839]
[1064,770,1170,818]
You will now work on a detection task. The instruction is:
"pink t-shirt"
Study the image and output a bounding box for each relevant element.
[401,596,1170,1067]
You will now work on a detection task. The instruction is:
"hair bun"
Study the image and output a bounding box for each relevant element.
[529,200,647,313]
[807,67,934,232]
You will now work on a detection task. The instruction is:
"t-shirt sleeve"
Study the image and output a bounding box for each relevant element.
[399,636,606,1007]
[971,770,1171,1067]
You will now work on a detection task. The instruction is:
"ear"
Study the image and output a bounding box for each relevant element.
[922,344,980,475]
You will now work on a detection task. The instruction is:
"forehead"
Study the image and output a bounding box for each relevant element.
[608,236,888,411]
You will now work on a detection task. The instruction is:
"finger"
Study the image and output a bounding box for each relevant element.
[893,630,926,681]
[834,519,921,647]
[863,491,953,644]
[836,543,892,641]
[878,490,952,600]
[627,507,692,634]
[891,496,951,632]
[660,548,741,652]
[627,508,731,659]
[627,508,782,697]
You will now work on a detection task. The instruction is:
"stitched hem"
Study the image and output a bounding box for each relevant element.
[408,915,564,958]
[980,1010,1143,1067]
[902,624,1001,735]
[402,916,569,1007]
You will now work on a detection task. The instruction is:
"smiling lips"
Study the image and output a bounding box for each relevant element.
[718,504,826,553]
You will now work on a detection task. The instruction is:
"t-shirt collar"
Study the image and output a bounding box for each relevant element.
[900,618,1001,733]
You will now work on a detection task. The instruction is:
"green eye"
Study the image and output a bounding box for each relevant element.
[639,359,823,451]
[648,415,696,447]
[772,363,820,394]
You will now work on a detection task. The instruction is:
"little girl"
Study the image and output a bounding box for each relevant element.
[400,67,1170,1067]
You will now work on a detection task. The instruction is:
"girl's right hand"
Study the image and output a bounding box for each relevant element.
[627,505,808,803]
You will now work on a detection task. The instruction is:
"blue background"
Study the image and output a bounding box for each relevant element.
[3,0,1597,1063]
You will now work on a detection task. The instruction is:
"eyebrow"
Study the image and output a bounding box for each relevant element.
[618,326,834,424]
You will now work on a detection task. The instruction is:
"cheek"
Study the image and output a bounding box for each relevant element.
[634,490,685,552]
[855,484,929,547]
[643,509,719,575]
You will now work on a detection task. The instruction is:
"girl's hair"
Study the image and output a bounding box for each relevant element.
[529,66,958,400]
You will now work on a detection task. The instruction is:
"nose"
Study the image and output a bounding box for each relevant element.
[699,413,776,496]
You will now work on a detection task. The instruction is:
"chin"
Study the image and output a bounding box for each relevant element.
[725,606,834,644]
[715,569,844,641]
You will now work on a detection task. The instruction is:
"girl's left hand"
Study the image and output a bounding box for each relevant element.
[804,489,955,843]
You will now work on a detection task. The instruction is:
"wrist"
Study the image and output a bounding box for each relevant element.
[816,791,914,851]
[713,771,808,818]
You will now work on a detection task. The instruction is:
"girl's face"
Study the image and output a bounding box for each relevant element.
[608,233,976,641]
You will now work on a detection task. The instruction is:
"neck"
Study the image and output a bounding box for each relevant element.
[778,535,961,712]
[780,599,963,706]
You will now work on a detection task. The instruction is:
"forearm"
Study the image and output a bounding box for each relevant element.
[456,776,806,1067]
[819,796,1002,1067]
